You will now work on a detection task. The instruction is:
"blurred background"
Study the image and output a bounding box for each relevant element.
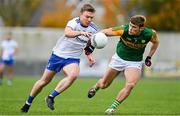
[0,0,179,78]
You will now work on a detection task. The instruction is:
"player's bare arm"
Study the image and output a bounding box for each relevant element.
[86,54,96,67]
[147,30,159,57]
[64,26,91,38]
[101,28,114,36]
[14,47,19,55]
[101,27,124,37]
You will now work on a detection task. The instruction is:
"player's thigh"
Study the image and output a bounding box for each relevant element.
[63,63,80,77]
[124,67,141,83]
[101,67,120,84]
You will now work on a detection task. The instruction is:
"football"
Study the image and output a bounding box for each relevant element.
[91,32,108,49]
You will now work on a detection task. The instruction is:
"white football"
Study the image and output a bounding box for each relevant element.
[91,32,108,49]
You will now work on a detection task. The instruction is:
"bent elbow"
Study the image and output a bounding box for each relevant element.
[64,31,70,37]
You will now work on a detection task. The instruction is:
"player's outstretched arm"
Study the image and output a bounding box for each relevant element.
[101,27,124,37]
[64,26,91,38]
[101,28,114,36]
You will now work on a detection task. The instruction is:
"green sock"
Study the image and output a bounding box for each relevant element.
[109,99,121,109]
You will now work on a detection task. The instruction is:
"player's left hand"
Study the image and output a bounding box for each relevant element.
[81,32,92,38]
[145,56,152,67]
[89,60,96,67]
[87,54,96,67]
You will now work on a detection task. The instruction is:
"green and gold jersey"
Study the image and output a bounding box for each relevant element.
[112,25,154,61]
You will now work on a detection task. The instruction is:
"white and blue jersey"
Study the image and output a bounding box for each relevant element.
[0,39,18,65]
[47,17,99,72]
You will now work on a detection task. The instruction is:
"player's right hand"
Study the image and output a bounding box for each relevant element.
[80,32,92,38]
[145,56,152,67]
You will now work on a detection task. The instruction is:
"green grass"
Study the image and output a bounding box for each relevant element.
[0,76,180,115]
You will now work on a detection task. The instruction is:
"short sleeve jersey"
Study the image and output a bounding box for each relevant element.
[52,17,99,59]
[113,25,153,61]
[0,39,18,60]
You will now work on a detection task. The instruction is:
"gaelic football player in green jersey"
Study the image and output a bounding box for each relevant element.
[87,15,159,115]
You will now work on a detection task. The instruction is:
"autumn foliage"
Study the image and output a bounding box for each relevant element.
[40,0,73,28]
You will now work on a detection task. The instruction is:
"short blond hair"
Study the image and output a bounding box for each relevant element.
[80,4,95,13]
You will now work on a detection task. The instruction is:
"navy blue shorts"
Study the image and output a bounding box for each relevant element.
[0,59,15,66]
[46,54,80,73]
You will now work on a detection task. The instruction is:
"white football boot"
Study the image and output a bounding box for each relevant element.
[105,107,115,115]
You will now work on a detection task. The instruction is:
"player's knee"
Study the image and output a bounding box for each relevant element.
[70,76,77,82]
[68,73,78,81]
[126,82,136,91]
[99,80,109,89]
[38,79,50,87]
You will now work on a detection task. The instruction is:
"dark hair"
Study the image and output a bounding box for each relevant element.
[130,15,146,27]
[80,4,95,13]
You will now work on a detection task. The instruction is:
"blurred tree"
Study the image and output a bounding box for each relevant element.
[146,0,180,31]
[39,0,73,28]
[124,0,180,31]
[0,0,42,26]
[101,0,121,27]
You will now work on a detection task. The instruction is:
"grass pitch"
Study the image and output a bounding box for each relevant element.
[0,76,180,115]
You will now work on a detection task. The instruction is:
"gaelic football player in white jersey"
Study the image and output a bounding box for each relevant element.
[21,3,99,113]
[0,32,19,86]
